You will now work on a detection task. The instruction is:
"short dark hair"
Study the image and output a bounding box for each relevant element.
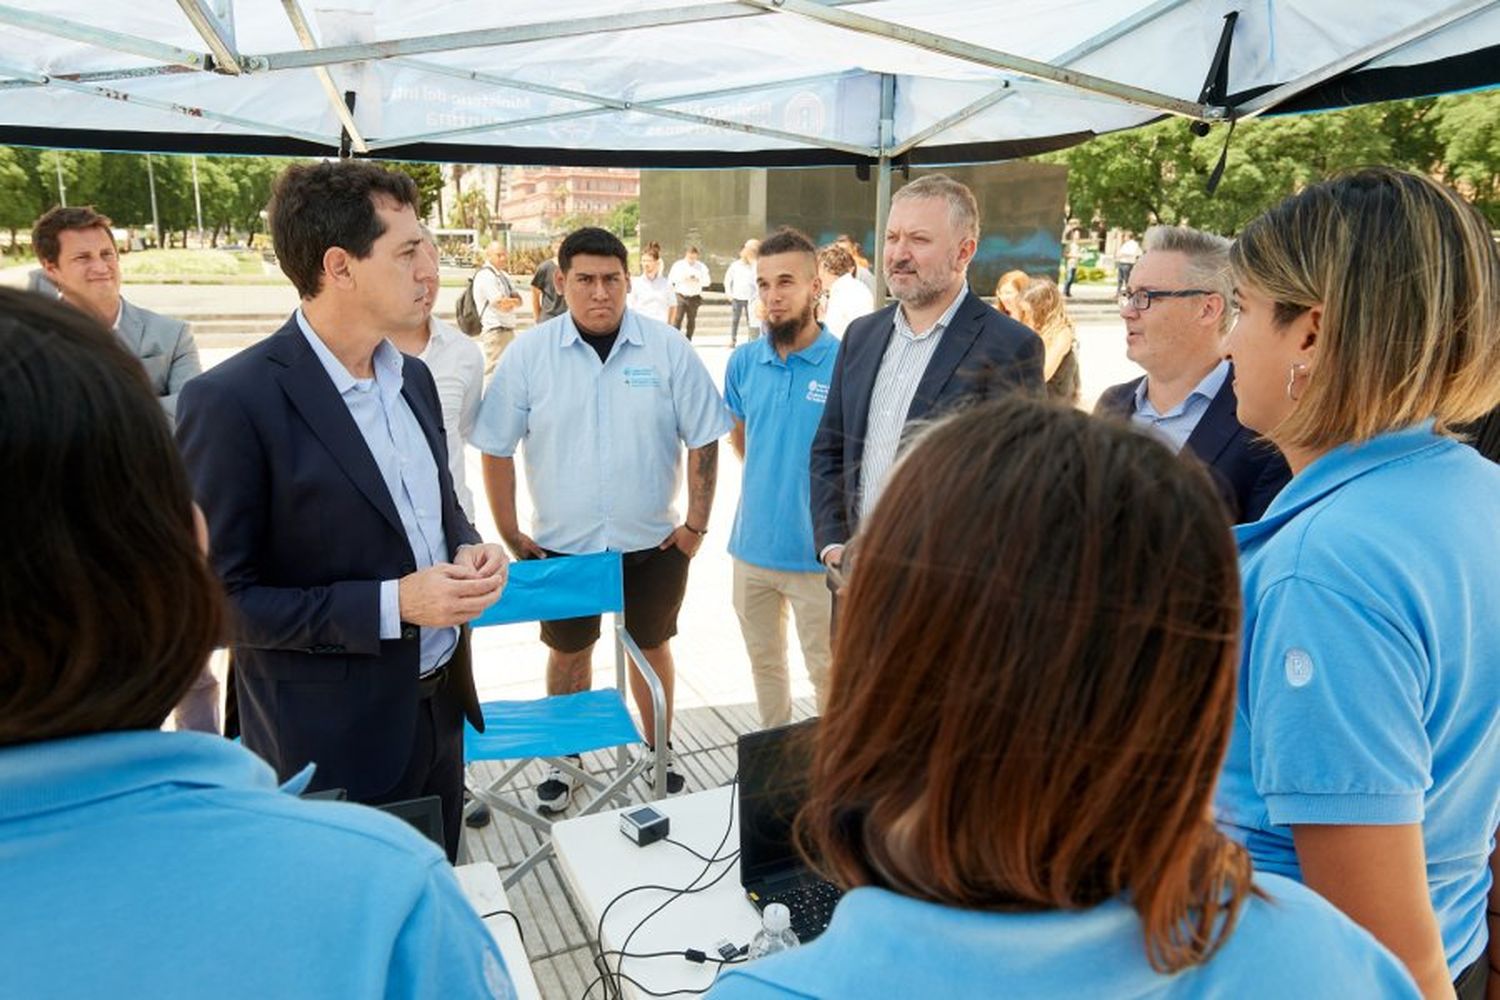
[799,395,1251,974]
[758,227,816,260]
[268,161,419,298]
[32,205,114,265]
[559,227,629,273]
[0,288,224,746]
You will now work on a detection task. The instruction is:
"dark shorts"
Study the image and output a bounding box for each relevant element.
[538,545,691,653]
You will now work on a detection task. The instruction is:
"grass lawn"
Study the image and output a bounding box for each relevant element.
[120,249,264,278]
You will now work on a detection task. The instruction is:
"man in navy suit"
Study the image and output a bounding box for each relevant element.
[810,174,1044,577]
[1094,225,1289,523]
[177,162,507,860]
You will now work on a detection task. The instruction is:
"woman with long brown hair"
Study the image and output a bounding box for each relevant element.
[710,395,1414,997]
[1016,277,1081,404]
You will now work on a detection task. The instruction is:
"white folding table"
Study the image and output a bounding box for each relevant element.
[455,861,544,1000]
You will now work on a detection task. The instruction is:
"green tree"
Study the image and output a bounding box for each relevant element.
[373,159,445,219]
[1433,90,1500,224]
[607,199,639,238]
[0,147,42,250]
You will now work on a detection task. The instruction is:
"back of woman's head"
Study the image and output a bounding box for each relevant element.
[1230,167,1500,450]
[1018,278,1071,337]
[0,289,222,745]
[799,395,1250,972]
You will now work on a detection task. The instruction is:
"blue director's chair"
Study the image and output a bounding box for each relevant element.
[462,551,666,886]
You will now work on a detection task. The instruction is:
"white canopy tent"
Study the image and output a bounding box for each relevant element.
[2,0,1495,263]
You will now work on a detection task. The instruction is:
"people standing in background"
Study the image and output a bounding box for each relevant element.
[1016,278,1080,405]
[628,245,675,325]
[836,234,877,296]
[472,240,523,376]
[530,241,568,325]
[668,246,711,341]
[817,243,874,338]
[1115,230,1142,295]
[993,269,1030,317]
[724,239,761,347]
[389,228,485,521]
[31,205,201,422]
[725,229,836,727]
[1063,229,1083,298]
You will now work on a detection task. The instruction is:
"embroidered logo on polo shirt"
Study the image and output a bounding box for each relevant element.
[805,379,829,404]
[623,366,661,388]
[1284,648,1315,688]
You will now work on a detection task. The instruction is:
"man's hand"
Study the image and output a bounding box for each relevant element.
[454,543,510,584]
[822,544,847,592]
[659,525,704,558]
[501,528,547,561]
[398,563,504,627]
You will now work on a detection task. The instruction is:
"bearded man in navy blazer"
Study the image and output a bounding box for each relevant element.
[177,162,507,860]
[1093,225,1289,524]
[810,174,1044,577]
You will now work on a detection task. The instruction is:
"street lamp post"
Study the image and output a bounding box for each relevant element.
[146,153,162,249]
[191,155,205,248]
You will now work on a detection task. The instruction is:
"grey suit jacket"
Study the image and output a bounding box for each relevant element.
[117,298,201,420]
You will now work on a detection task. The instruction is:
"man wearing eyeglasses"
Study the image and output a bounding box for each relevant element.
[1095,225,1290,523]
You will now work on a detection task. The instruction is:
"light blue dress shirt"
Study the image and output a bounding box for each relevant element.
[1129,358,1229,454]
[709,881,1416,998]
[724,328,839,572]
[472,309,733,553]
[0,731,513,999]
[296,311,457,674]
[1217,423,1500,977]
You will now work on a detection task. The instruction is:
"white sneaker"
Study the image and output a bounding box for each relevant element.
[535,755,582,814]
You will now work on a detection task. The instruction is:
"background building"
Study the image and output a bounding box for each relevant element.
[498,166,640,234]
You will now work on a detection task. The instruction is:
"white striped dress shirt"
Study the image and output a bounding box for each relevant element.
[858,284,968,522]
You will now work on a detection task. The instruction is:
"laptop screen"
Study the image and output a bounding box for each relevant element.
[737,718,818,886]
[375,795,446,851]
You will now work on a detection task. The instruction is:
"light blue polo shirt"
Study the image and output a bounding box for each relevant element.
[0,730,513,999]
[724,329,839,573]
[472,309,733,553]
[708,880,1416,997]
[1215,423,1500,977]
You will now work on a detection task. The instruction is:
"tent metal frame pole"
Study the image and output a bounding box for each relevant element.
[280,0,368,153]
[173,0,241,74]
[373,60,876,157]
[0,4,210,70]
[243,1,868,73]
[0,65,200,91]
[872,73,895,305]
[0,62,336,148]
[889,0,1192,156]
[740,0,1220,123]
[1235,0,1498,118]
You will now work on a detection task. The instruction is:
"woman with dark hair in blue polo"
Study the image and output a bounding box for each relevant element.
[1218,167,1500,999]
[0,288,513,999]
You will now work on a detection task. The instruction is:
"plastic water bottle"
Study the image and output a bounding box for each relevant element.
[747,903,800,960]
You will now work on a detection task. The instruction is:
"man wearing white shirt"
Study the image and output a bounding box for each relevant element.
[817,243,875,338]
[627,247,674,324]
[476,227,732,808]
[722,238,760,346]
[471,241,523,376]
[390,230,485,520]
[667,246,711,340]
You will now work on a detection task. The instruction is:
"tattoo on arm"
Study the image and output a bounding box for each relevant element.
[689,442,718,522]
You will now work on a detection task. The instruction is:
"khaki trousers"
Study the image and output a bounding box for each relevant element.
[480,326,516,376]
[731,559,832,728]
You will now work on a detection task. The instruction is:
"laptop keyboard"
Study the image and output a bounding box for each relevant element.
[752,879,844,943]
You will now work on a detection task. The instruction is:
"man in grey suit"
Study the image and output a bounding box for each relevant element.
[33,205,215,732]
[32,206,201,421]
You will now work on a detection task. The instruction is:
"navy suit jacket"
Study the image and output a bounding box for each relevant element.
[1095,370,1291,523]
[810,289,1045,552]
[177,316,484,800]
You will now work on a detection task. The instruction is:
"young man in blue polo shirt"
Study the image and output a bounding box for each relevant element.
[475,227,732,809]
[724,228,838,727]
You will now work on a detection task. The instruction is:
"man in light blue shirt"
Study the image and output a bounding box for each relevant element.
[475,227,732,808]
[724,229,836,727]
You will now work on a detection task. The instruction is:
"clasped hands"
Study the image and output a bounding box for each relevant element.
[397,543,509,627]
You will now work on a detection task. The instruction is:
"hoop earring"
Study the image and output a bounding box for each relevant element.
[1286,362,1309,402]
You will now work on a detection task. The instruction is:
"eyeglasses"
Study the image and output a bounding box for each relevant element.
[1118,288,1213,311]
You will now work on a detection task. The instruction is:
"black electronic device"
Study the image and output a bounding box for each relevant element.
[619,805,671,846]
[375,795,446,851]
[737,719,843,943]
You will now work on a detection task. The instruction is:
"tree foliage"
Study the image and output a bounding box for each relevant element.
[1041,91,1500,233]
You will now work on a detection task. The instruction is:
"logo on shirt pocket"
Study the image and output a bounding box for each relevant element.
[623,366,661,388]
[1283,647,1315,688]
[805,379,829,404]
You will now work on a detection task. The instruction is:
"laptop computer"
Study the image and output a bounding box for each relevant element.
[375,795,446,851]
[737,719,844,943]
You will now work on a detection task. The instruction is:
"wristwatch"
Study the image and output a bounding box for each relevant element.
[684,523,708,537]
